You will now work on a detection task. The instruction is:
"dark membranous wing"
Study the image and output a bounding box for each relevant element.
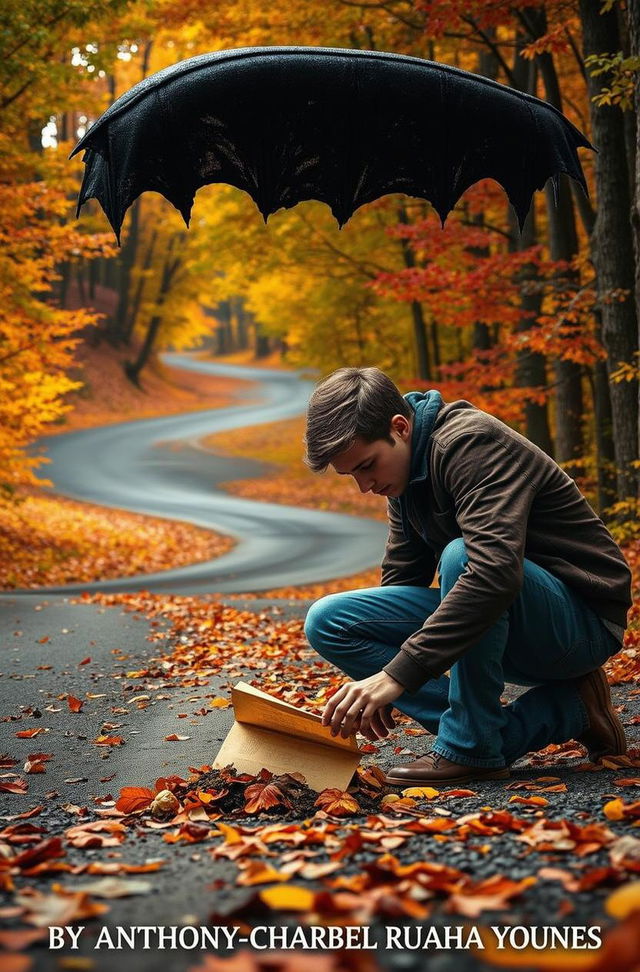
[70,46,593,244]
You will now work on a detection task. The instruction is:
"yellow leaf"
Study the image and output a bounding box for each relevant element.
[215,822,243,845]
[605,880,640,918]
[401,786,440,799]
[259,885,315,911]
[604,798,625,820]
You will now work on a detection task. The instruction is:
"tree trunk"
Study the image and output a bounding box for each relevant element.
[528,8,584,466]
[396,203,431,380]
[124,228,158,344]
[113,198,141,344]
[255,331,270,358]
[511,205,554,456]
[216,300,233,354]
[580,0,639,502]
[125,235,182,386]
[626,0,640,499]
[509,34,554,455]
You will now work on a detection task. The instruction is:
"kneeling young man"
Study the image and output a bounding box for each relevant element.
[303,367,631,784]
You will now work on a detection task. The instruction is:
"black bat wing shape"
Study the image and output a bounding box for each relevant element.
[70,46,593,245]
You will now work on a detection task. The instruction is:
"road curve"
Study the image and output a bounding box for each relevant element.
[7,355,387,596]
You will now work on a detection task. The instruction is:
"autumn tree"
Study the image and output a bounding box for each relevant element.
[0,0,124,499]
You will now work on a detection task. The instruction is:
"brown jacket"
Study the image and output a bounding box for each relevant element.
[381,394,632,693]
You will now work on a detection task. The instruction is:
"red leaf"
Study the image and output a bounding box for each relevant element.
[0,779,28,794]
[13,837,65,869]
[23,761,46,774]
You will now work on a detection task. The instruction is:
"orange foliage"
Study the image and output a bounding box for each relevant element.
[0,492,234,590]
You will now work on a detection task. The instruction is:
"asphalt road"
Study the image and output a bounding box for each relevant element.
[8,355,387,597]
[1,594,638,972]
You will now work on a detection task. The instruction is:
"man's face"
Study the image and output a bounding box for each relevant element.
[330,414,413,498]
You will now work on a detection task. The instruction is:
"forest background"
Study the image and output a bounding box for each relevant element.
[3,0,640,577]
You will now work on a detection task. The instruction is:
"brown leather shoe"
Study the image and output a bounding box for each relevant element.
[575,667,627,761]
[383,751,510,786]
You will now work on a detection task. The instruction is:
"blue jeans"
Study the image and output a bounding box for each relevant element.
[304,538,620,768]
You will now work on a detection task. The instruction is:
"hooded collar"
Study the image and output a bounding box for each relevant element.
[405,389,444,485]
[395,389,444,539]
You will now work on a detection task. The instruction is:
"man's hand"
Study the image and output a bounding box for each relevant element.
[322,671,404,741]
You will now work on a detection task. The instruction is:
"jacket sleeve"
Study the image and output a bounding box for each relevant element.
[381,496,437,588]
[383,430,537,692]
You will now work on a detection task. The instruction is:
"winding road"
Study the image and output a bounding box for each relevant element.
[8,355,387,596]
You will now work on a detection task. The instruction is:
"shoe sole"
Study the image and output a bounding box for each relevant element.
[586,668,627,760]
[383,767,510,786]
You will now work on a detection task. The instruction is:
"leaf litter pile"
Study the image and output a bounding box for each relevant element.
[1,591,640,971]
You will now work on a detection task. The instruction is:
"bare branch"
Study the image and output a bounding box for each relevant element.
[461,15,518,86]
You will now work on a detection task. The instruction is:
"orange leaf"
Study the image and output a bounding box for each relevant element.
[0,928,48,950]
[65,821,126,849]
[163,823,211,844]
[244,782,292,814]
[604,798,626,820]
[236,861,290,886]
[509,795,550,806]
[67,695,84,713]
[23,761,46,775]
[115,787,155,814]
[314,789,360,817]
[92,735,124,746]
[15,729,47,739]
[0,954,32,972]
[165,734,190,741]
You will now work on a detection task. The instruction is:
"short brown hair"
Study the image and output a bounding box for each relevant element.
[304,367,411,473]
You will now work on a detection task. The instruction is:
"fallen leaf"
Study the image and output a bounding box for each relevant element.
[401,786,440,799]
[55,878,151,898]
[259,885,315,911]
[65,821,126,849]
[115,787,155,814]
[14,889,108,927]
[509,795,550,807]
[244,783,292,815]
[23,762,45,775]
[0,928,48,950]
[208,698,231,708]
[314,789,360,817]
[0,780,27,794]
[605,881,640,918]
[236,861,291,886]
